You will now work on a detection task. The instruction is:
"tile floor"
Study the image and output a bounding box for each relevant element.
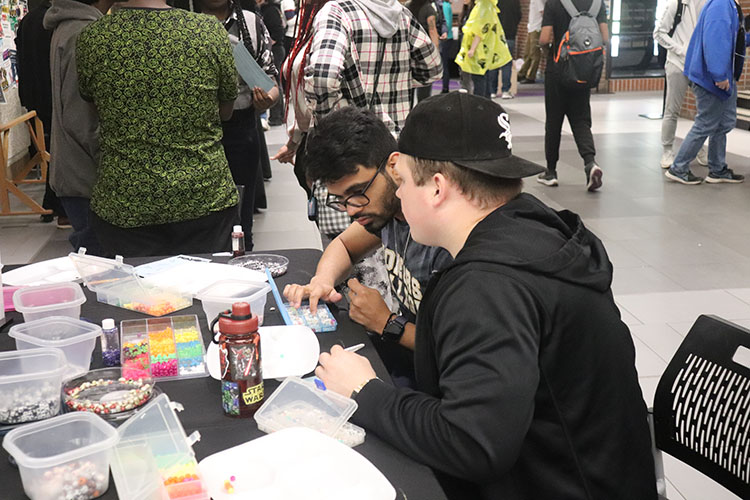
[1,89,748,499]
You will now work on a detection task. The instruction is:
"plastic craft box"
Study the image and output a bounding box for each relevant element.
[0,348,68,425]
[2,412,119,500]
[254,376,358,438]
[195,279,270,325]
[120,315,208,381]
[68,250,191,317]
[12,282,86,322]
[110,394,208,500]
[9,316,102,377]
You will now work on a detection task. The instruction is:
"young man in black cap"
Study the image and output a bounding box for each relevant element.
[316,93,657,499]
[284,106,452,387]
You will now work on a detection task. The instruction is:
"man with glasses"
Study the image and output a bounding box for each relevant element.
[284,106,451,387]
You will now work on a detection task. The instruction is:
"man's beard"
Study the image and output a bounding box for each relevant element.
[361,175,401,234]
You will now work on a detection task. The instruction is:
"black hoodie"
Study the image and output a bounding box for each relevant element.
[354,193,657,500]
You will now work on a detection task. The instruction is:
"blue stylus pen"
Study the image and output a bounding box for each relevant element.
[265,267,293,326]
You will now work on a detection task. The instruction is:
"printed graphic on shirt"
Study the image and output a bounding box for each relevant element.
[383,247,423,316]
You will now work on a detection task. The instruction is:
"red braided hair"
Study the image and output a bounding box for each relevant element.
[283,0,330,122]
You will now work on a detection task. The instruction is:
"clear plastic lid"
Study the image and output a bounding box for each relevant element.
[112,394,204,499]
[2,411,119,469]
[254,376,358,438]
[68,249,140,293]
[9,316,102,348]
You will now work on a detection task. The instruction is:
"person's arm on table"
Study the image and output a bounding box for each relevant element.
[317,271,542,480]
[284,222,382,310]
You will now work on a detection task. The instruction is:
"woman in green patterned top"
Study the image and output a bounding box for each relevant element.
[76,0,241,257]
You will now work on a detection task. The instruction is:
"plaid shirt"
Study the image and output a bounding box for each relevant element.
[313,181,353,237]
[304,0,442,134]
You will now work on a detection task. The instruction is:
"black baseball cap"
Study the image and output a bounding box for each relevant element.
[398,92,545,179]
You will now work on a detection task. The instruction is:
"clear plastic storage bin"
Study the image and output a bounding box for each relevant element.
[69,250,192,317]
[12,282,86,322]
[195,279,270,325]
[0,348,67,425]
[2,412,119,500]
[254,376,358,438]
[120,315,207,381]
[110,394,208,500]
[9,316,102,377]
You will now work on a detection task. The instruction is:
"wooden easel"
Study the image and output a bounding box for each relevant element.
[0,110,52,216]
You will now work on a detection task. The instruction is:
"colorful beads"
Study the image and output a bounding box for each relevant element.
[121,299,190,317]
[0,381,60,423]
[120,316,207,380]
[64,377,152,414]
[39,461,107,500]
[158,456,205,499]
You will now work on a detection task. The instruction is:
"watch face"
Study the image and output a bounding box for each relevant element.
[382,316,406,342]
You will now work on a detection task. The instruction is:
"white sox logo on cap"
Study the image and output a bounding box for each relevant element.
[498,113,512,150]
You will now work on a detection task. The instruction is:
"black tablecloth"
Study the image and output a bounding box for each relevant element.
[0,249,447,500]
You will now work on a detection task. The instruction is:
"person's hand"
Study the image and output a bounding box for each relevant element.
[253,87,276,112]
[346,278,392,334]
[271,141,298,164]
[715,80,730,91]
[440,32,447,40]
[283,275,343,312]
[316,345,377,397]
[467,48,475,58]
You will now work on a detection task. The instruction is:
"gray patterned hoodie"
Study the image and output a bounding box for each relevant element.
[43,0,102,198]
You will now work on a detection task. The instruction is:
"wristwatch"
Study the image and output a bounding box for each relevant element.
[381,314,408,343]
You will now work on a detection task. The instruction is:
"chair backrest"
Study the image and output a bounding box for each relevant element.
[653,315,750,499]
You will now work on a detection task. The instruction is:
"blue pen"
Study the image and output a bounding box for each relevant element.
[265,267,293,326]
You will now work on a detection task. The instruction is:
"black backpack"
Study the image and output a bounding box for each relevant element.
[554,0,604,89]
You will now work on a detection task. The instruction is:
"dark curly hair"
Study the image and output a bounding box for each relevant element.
[304,107,397,184]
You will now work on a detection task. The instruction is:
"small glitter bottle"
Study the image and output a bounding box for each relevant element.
[101,318,121,367]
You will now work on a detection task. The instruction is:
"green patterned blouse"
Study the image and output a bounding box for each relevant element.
[76,7,239,228]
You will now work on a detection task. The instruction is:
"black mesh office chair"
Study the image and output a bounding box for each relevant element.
[652,315,750,499]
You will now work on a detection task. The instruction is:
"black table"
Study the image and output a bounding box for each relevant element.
[0,249,447,500]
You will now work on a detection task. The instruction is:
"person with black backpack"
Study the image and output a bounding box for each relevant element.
[654,0,708,170]
[536,0,607,191]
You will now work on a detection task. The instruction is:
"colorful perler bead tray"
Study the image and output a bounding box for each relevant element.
[120,315,208,381]
[284,302,337,333]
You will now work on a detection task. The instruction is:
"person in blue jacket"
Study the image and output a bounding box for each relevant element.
[665,0,750,184]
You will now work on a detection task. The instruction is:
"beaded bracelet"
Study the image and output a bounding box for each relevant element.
[65,377,152,414]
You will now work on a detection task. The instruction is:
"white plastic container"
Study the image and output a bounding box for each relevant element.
[110,394,208,500]
[12,282,86,322]
[9,316,102,377]
[0,348,67,425]
[195,279,270,325]
[2,412,119,500]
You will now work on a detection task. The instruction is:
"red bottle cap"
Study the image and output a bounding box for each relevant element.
[218,302,259,335]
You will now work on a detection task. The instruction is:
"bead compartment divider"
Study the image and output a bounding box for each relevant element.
[120,315,208,382]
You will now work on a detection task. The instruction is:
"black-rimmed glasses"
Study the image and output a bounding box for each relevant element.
[325,157,387,212]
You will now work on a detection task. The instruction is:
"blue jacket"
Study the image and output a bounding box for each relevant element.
[684,0,750,99]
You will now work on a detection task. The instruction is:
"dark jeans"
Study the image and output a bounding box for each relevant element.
[59,197,102,256]
[544,73,596,172]
[91,205,239,258]
[471,73,491,98]
[222,107,260,248]
[500,39,516,92]
[439,39,458,92]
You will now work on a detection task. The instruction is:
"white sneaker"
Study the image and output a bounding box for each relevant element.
[696,146,708,166]
[501,92,513,99]
[260,117,270,131]
[660,151,674,170]
[458,88,469,94]
[490,93,497,98]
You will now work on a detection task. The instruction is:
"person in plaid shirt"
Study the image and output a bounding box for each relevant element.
[304,0,442,135]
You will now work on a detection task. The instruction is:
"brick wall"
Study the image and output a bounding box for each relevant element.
[679,0,750,118]
[609,78,665,92]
